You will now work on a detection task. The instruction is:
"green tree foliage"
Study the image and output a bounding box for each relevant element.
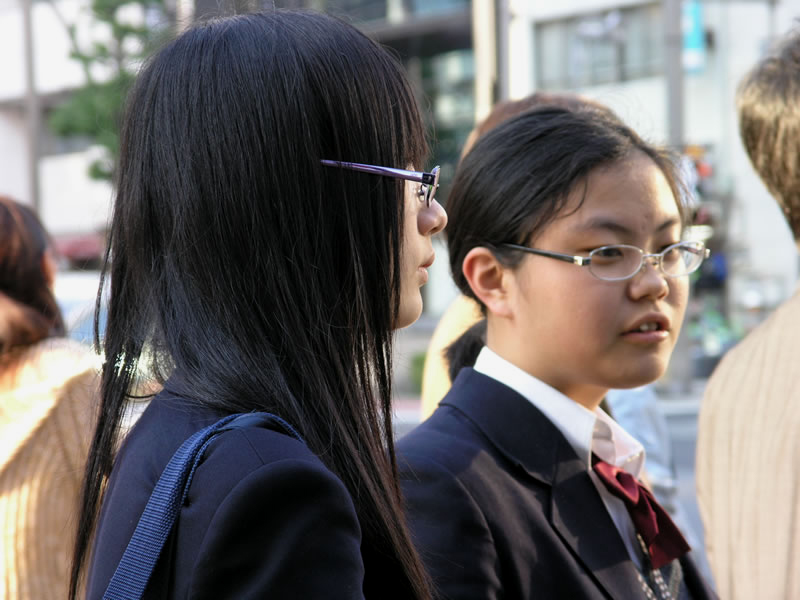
[47,0,173,181]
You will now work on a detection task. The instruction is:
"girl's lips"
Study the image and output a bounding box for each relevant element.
[621,313,671,345]
[418,266,429,285]
[418,252,434,285]
[420,253,435,269]
[621,329,670,345]
[624,313,671,334]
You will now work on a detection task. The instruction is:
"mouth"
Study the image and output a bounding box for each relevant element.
[417,253,435,285]
[630,322,663,333]
[622,314,671,341]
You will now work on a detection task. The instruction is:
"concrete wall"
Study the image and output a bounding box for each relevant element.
[0,110,30,202]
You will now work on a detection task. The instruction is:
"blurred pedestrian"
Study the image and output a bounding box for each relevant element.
[399,107,715,599]
[696,28,800,600]
[70,10,447,600]
[0,195,99,600]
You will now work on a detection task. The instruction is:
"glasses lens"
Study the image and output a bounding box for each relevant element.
[425,167,439,208]
[662,241,706,276]
[589,245,643,280]
[424,167,440,207]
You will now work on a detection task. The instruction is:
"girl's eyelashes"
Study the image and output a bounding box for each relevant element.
[658,240,683,252]
[578,244,620,254]
[576,240,683,255]
[592,246,625,258]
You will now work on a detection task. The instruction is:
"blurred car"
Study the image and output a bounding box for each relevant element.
[54,270,107,345]
[54,269,153,428]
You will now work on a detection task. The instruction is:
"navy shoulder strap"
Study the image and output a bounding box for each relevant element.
[103,412,304,600]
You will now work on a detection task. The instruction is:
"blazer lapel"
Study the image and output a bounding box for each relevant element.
[443,368,643,600]
[680,554,718,600]
[549,448,643,599]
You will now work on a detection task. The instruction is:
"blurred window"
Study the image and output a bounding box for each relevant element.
[331,0,386,21]
[536,4,663,89]
[419,48,475,205]
[40,108,93,156]
[318,0,467,22]
[410,0,468,16]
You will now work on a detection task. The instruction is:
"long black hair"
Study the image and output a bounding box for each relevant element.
[0,196,64,358]
[70,11,433,599]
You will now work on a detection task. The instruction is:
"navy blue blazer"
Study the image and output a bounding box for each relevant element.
[397,368,716,600]
[86,378,392,599]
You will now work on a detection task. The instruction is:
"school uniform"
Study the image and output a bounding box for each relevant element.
[86,375,404,599]
[397,348,716,600]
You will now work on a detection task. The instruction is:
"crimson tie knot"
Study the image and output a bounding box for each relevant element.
[592,455,690,569]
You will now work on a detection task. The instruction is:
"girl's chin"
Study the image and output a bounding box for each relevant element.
[612,364,668,390]
[394,294,423,330]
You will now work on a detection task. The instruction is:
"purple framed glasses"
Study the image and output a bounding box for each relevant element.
[320,160,440,208]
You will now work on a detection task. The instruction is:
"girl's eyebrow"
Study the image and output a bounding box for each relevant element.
[569,216,681,236]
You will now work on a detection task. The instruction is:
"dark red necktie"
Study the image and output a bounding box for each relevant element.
[592,455,690,569]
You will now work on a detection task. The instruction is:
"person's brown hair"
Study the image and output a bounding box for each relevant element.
[737,30,800,239]
[0,196,64,357]
[460,92,618,159]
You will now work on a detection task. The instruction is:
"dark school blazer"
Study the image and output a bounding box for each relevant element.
[86,377,402,599]
[397,368,716,600]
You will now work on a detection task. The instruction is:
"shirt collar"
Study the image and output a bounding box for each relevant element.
[472,346,645,478]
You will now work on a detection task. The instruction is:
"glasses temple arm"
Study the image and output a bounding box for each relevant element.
[320,160,432,184]
[500,244,590,266]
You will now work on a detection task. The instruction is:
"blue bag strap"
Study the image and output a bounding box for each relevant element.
[103,412,304,600]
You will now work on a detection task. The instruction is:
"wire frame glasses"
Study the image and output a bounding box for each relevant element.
[499,240,710,282]
[320,160,440,207]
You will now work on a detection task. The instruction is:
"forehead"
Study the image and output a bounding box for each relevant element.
[554,153,682,240]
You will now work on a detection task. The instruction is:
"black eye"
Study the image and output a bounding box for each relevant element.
[593,247,625,259]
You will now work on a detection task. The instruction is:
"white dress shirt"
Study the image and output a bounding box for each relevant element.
[473,346,647,568]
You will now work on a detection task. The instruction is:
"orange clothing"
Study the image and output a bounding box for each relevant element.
[420,295,482,418]
[0,338,99,600]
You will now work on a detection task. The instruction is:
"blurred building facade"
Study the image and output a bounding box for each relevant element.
[3,0,799,339]
[0,0,113,261]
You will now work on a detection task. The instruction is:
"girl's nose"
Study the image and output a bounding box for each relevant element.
[419,199,448,236]
[628,259,669,300]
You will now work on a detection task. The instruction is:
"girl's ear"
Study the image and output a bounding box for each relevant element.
[462,247,514,319]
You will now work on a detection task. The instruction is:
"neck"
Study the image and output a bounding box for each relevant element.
[560,384,608,411]
[485,322,608,411]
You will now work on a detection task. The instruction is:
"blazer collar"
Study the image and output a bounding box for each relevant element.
[442,368,644,599]
[441,368,573,484]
